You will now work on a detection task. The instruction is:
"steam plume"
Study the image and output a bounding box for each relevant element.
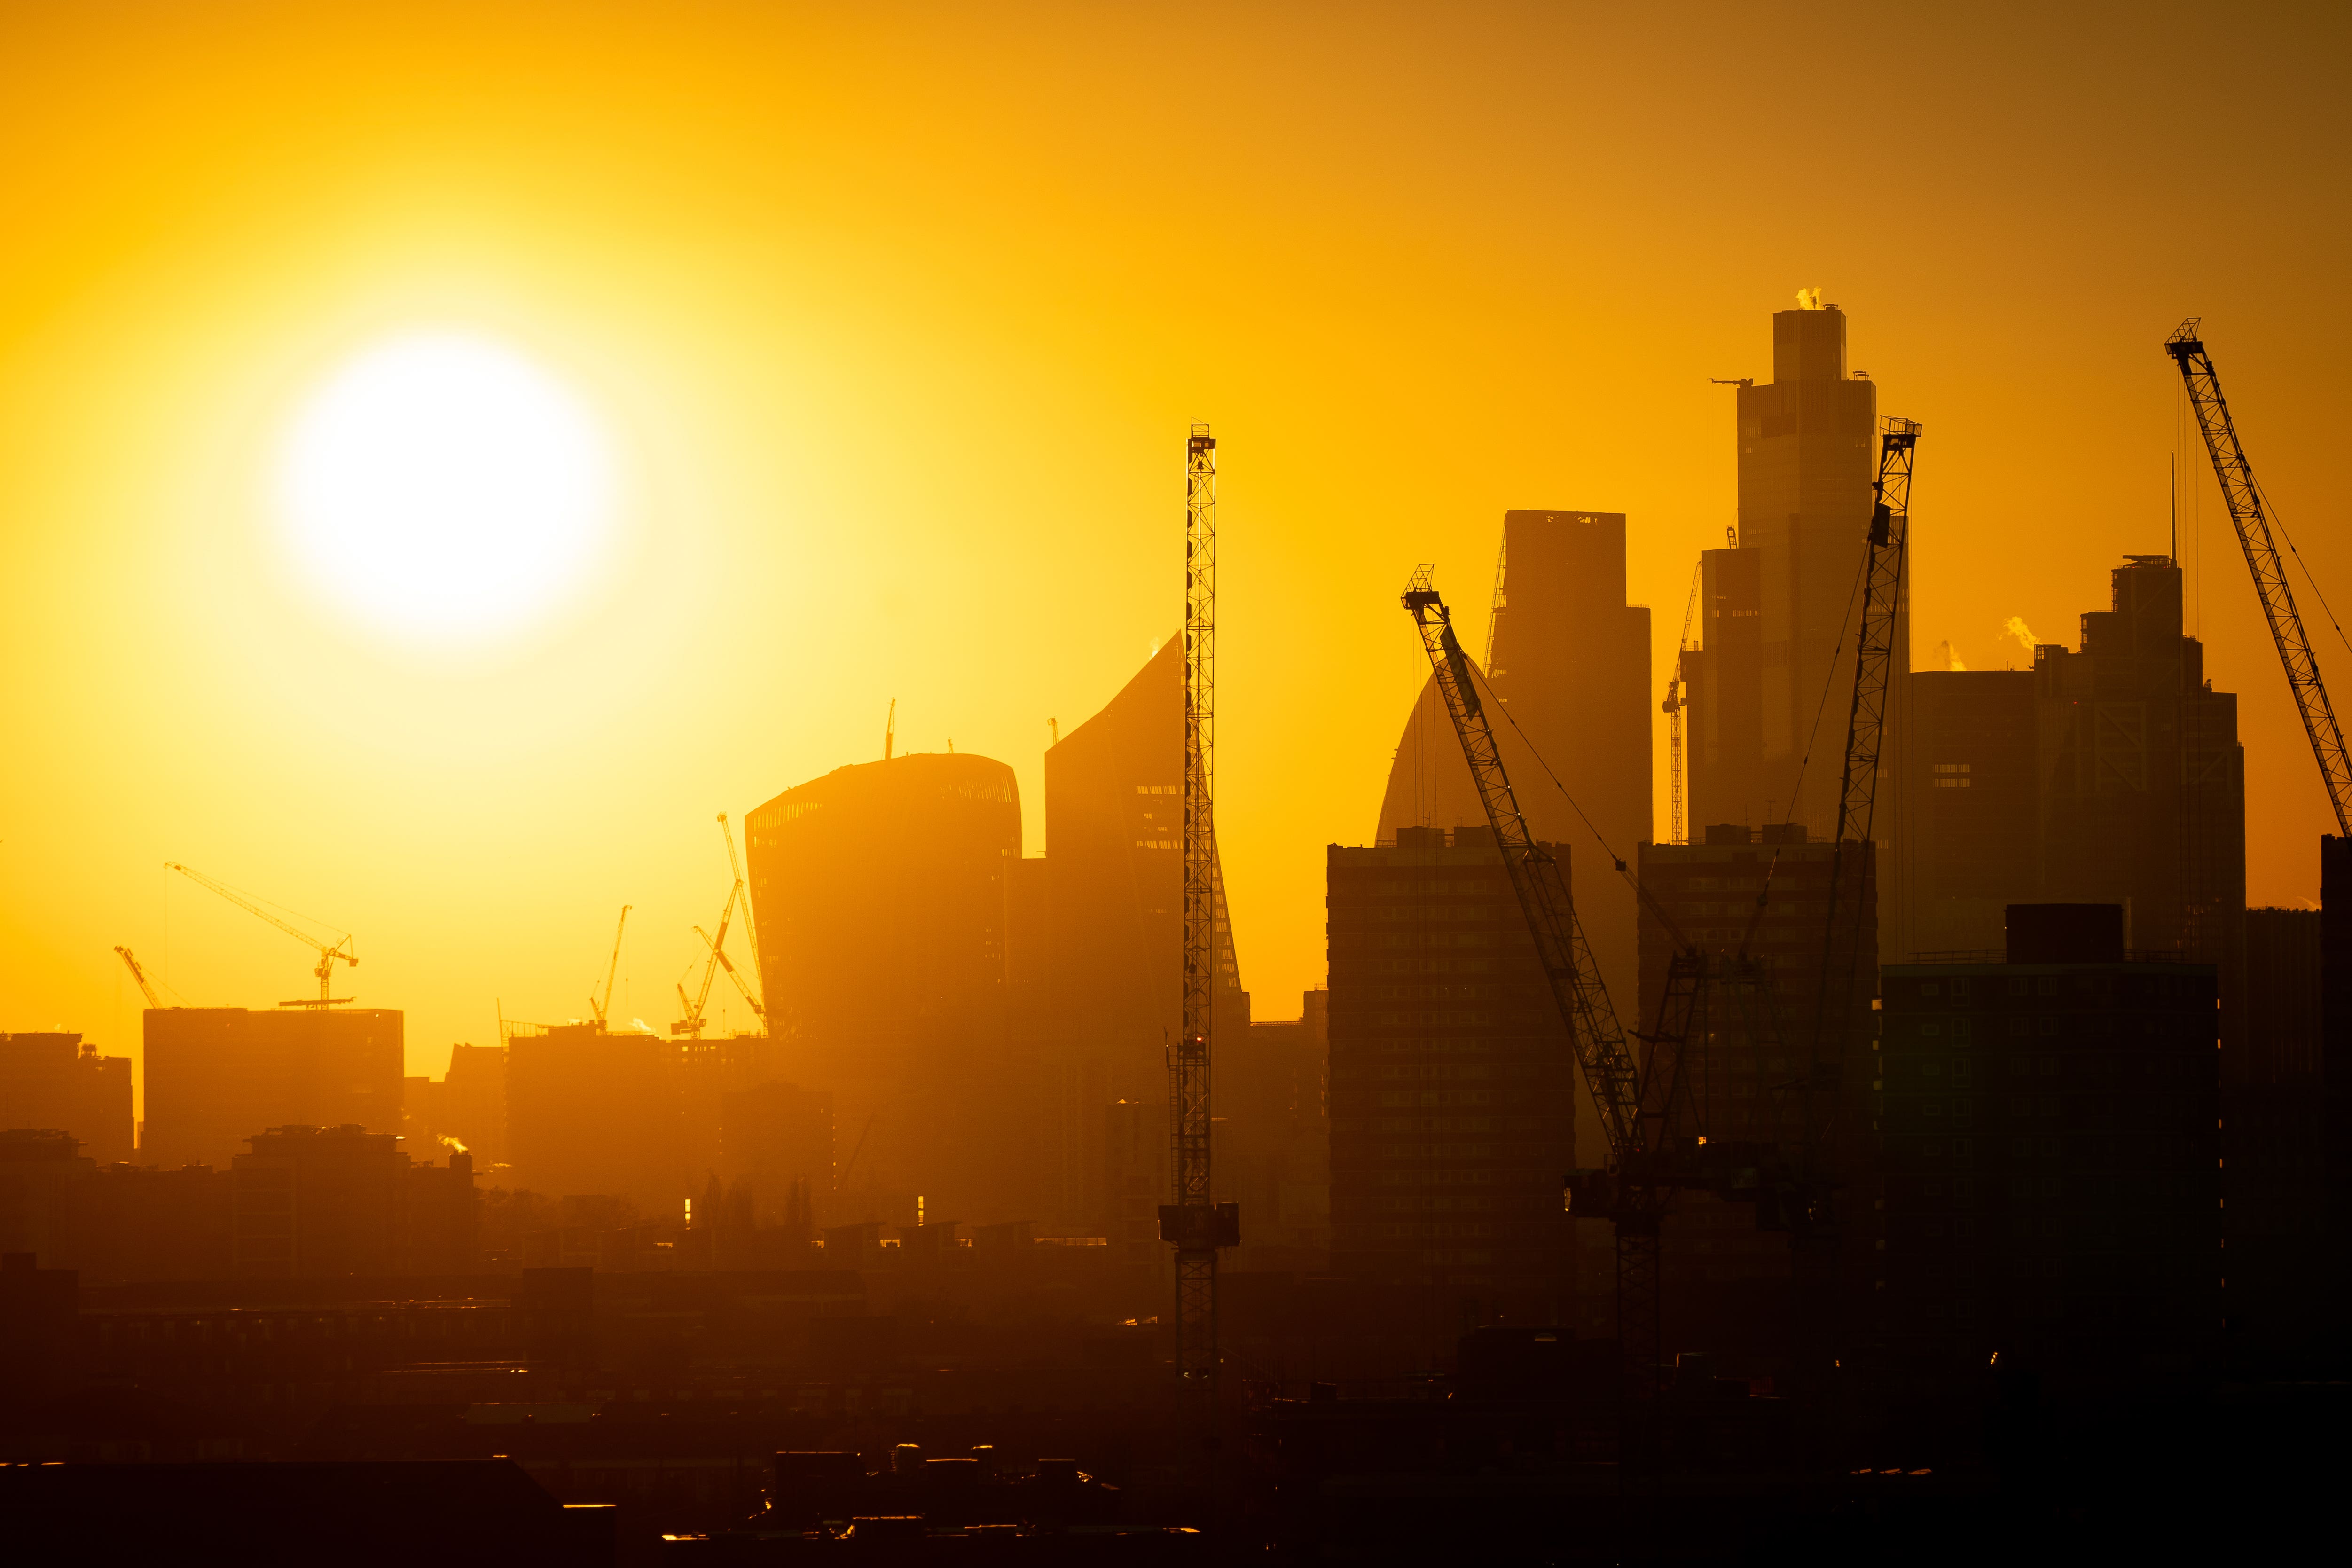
[2004,616,2039,652]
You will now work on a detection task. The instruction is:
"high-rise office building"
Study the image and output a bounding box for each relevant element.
[1326,826,1576,1327]
[2033,556,2244,1048]
[0,1033,133,1164]
[1040,638,1247,1233]
[141,1008,403,1169]
[745,751,1027,1225]
[1875,906,2219,1394]
[1690,298,1889,843]
[1376,511,1650,1018]
[1905,670,2039,956]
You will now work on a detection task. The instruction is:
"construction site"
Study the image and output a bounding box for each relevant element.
[6,301,2346,1561]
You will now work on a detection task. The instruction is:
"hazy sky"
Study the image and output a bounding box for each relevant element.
[3,2,2346,1097]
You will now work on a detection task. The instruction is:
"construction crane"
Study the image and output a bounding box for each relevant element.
[673,817,761,1037]
[1402,568,1733,1411]
[1161,422,1237,1412]
[114,947,163,1009]
[1810,417,1921,1090]
[672,887,735,1038]
[2165,320,2352,832]
[165,862,354,1007]
[1663,561,1702,844]
[588,906,631,1027]
[719,813,763,1018]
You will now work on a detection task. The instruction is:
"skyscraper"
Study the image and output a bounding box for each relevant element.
[1040,638,1247,1232]
[745,751,1027,1224]
[1688,298,1892,846]
[1377,511,1650,1018]
[2032,556,2244,1036]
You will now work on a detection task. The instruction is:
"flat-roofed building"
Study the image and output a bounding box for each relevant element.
[505,1023,684,1213]
[141,1008,403,1169]
[0,1032,133,1164]
[1875,905,2219,1395]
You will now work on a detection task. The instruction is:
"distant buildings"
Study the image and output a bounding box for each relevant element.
[0,1032,132,1164]
[141,1007,403,1169]
[1874,906,2220,1393]
[230,1123,476,1278]
[1326,826,1576,1330]
[505,1023,684,1215]
[0,1122,474,1283]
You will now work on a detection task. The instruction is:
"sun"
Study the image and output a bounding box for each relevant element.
[274,330,619,649]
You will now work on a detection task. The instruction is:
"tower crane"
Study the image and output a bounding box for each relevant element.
[1810,417,1921,1124]
[673,817,760,1037]
[165,862,355,1007]
[588,906,631,1027]
[2165,320,2352,832]
[1403,568,1738,1408]
[719,813,763,1018]
[1161,423,1237,1412]
[1664,561,1702,845]
[114,947,164,1009]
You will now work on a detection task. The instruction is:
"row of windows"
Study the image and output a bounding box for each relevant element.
[1374,1168,1498,1185]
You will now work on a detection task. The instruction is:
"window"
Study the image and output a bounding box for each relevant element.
[1931,762,1972,790]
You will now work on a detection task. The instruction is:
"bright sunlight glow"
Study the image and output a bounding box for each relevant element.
[275,331,619,649]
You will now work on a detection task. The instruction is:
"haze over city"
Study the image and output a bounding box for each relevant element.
[1,3,2346,1561]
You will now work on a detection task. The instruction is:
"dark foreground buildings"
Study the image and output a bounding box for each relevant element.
[1874,905,2221,1401]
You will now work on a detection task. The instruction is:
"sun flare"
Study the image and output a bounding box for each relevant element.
[274,331,618,649]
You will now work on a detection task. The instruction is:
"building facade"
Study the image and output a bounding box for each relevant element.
[1690,298,1891,846]
[0,1033,133,1164]
[1874,908,2220,1396]
[745,751,1026,1226]
[1326,826,1576,1326]
[141,1008,404,1169]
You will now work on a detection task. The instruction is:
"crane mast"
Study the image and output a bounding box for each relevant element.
[165,862,355,1007]
[2165,320,2352,833]
[1162,423,1235,1409]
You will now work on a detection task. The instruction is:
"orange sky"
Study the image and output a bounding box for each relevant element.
[3,2,2347,1103]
